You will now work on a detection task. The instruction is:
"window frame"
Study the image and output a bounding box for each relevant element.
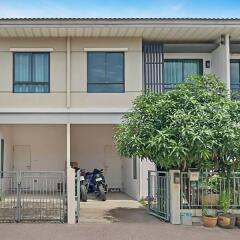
[230,59,240,92]
[163,58,203,90]
[87,51,125,93]
[13,52,50,93]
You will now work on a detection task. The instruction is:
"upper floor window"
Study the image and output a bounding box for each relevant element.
[13,52,50,93]
[87,52,124,93]
[163,59,203,91]
[230,60,240,96]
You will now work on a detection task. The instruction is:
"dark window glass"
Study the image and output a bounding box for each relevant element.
[164,59,203,91]
[230,60,240,97]
[87,52,124,93]
[13,52,50,93]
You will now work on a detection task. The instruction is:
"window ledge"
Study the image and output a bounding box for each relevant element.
[84,48,128,52]
[9,48,53,52]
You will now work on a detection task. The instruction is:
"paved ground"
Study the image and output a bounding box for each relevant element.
[79,192,158,223]
[0,222,239,240]
[0,192,239,240]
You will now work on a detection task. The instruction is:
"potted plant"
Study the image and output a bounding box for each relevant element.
[217,191,236,229]
[235,214,240,228]
[202,205,217,227]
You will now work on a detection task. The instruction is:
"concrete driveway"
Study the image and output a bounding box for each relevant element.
[79,192,159,223]
[0,222,239,240]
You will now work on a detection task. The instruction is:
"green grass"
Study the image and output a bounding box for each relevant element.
[139,197,147,206]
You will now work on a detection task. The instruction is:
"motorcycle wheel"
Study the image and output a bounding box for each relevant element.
[80,184,88,202]
[99,184,106,201]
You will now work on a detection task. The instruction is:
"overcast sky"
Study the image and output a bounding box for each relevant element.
[0,0,239,18]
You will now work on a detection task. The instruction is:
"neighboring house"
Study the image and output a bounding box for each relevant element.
[0,18,239,223]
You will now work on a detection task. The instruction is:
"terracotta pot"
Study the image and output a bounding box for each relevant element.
[235,215,240,228]
[202,215,218,228]
[218,214,236,229]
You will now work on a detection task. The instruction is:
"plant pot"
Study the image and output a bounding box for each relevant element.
[200,194,219,205]
[218,214,236,229]
[235,215,240,228]
[202,215,218,228]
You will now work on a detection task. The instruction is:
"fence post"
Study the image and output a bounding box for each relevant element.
[169,170,181,224]
[66,123,75,224]
[147,170,151,212]
[76,170,81,222]
[16,172,21,223]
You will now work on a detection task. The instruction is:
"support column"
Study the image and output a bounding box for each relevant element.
[169,170,181,224]
[212,34,231,92]
[66,37,71,108]
[67,123,75,224]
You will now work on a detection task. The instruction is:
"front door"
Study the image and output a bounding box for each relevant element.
[104,145,122,189]
[13,145,31,171]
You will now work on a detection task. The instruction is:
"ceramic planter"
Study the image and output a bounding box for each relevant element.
[218,214,236,229]
[202,215,218,227]
[235,214,240,228]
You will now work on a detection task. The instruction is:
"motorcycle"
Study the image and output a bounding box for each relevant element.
[75,168,88,202]
[86,168,108,201]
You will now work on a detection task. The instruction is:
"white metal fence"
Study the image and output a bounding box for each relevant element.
[0,171,66,222]
[181,172,240,209]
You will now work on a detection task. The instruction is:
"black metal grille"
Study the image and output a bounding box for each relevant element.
[143,42,164,93]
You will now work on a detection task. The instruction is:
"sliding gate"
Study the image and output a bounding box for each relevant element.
[0,171,66,223]
[148,171,170,221]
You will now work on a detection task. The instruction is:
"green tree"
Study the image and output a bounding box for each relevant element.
[115,75,240,173]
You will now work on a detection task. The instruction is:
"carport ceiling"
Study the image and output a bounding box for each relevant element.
[1,18,240,41]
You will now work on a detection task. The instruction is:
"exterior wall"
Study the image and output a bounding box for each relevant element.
[139,159,156,198]
[0,38,67,108]
[164,53,212,75]
[211,35,230,88]
[70,37,142,109]
[70,124,123,189]
[122,157,140,200]
[12,125,66,171]
[0,125,13,171]
[0,37,142,110]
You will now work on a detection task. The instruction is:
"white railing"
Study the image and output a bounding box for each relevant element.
[181,172,240,209]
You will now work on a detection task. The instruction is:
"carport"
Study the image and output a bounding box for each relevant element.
[71,125,122,190]
[71,124,157,223]
[71,124,143,198]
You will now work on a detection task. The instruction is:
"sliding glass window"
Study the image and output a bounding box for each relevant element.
[163,59,203,91]
[230,60,240,97]
[13,52,50,93]
[87,52,124,93]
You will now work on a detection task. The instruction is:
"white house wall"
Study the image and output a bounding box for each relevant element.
[0,38,67,108]
[211,35,231,88]
[164,53,212,75]
[12,125,66,171]
[70,124,123,189]
[70,37,142,109]
[0,125,13,171]
[139,159,156,198]
[0,37,142,110]
[122,157,140,200]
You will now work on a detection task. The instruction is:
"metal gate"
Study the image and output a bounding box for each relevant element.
[0,171,66,223]
[75,170,80,222]
[148,171,170,221]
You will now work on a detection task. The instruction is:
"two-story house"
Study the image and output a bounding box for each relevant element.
[0,18,239,223]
